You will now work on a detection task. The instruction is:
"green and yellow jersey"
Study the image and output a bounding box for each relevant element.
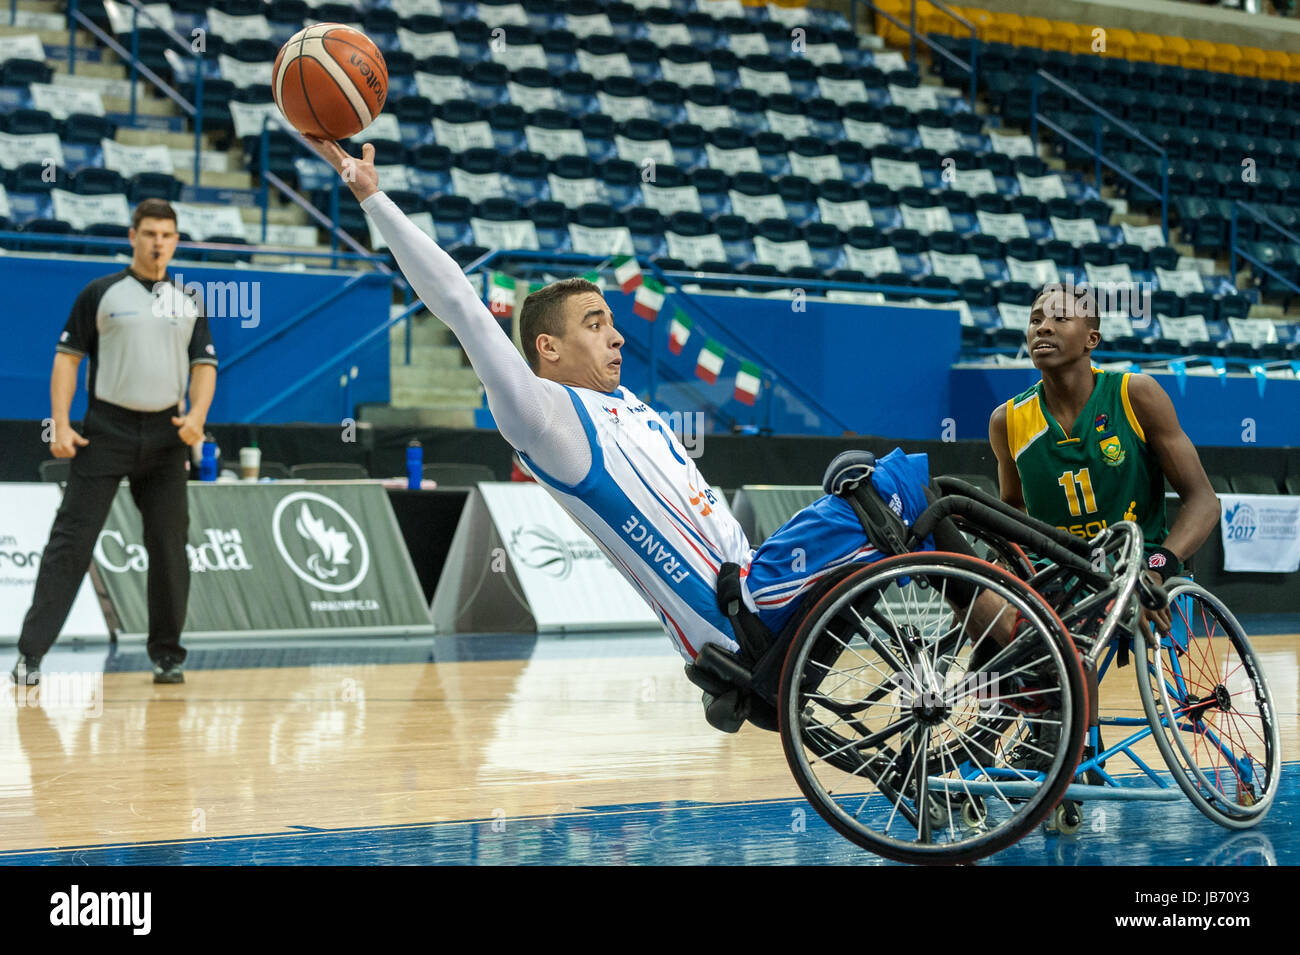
[1003,369,1167,549]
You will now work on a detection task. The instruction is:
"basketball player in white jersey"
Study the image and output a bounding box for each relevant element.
[305,138,1016,700]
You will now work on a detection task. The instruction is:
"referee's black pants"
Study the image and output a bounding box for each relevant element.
[19,399,191,666]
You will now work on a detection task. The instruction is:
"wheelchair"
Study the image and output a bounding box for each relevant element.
[689,460,1281,865]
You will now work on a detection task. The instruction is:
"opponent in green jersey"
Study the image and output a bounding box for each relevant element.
[989,283,1221,629]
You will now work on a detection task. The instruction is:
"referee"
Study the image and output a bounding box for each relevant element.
[11,199,218,686]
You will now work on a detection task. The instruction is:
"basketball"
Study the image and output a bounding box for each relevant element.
[272,23,388,141]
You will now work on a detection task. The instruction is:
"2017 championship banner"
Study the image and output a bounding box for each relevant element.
[1219,493,1300,573]
[93,483,433,638]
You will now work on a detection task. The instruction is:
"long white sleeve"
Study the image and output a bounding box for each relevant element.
[360,191,591,485]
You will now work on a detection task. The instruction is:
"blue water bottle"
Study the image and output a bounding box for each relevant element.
[406,439,423,490]
[200,435,219,482]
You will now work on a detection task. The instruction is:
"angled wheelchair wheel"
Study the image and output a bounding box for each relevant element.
[952,516,1035,581]
[1135,580,1281,828]
[777,552,1089,865]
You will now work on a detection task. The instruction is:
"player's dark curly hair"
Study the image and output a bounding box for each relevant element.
[518,278,603,371]
[1033,281,1101,331]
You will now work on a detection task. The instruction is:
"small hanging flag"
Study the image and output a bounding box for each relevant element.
[489,272,516,317]
[1207,357,1227,385]
[1169,358,1188,397]
[633,277,666,321]
[581,269,602,286]
[734,360,761,405]
[1250,363,1268,398]
[613,255,643,293]
[668,309,693,354]
[696,339,726,384]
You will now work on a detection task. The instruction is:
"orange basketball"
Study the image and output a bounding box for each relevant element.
[272,23,388,140]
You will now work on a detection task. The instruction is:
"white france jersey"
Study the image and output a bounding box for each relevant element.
[519,385,752,660]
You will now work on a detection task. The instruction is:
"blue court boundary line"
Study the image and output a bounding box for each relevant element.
[0,797,805,861]
[3,763,1295,863]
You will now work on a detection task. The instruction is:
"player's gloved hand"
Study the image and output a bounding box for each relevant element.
[302,136,379,202]
[1139,569,1172,636]
[50,423,88,459]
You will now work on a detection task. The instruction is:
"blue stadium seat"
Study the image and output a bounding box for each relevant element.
[714,214,755,265]
[784,58,820,99]
[831,141,868,180]
[690,167,731,216]
[623,207,667,259]
[504,151,549,203]
[10,163,69,194]
[1003,237,1038,262]
[729,89,767,134]
[266,0,309,23]
[803,223,845,271]
[526,0,563,33]
[71,168,126,196]
[666,210,711,239]
[889,228,926,256]
[527,200,569,250]
[467,61,509,107]
[579,113,616,162]
[489,104,527,151]
[830,268,869,285]
[846,225,885,250]
[1080,242,1112,267]
[607,2,642,40]
[928,231,964,256]
[430,195,474,247]
[646,80,685,126]
[18,218,74,252]
[456,147,503,176]
[776,176,817,226]
[860,182,898,211]
[411,144,453,191]
[806,98,843,140]
[997,282,1038,306]
[395,95,437,124]
[708,126,748,152]
[1039,239,1077,267]
[452,20,491,63]
[58,113,116,145]
[2,58,52,86]
[667,123,707,171]
[683,10,721,47]
[818,180,858,205]
[625,39,662,83]
[708,48,740,90]
[752,132,791,177]
[598,158,641,209]
[4,109,57,136]
[966,234,1003,260]
[556,71,598,114]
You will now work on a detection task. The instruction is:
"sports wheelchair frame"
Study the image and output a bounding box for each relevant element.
[691,471,1281,865]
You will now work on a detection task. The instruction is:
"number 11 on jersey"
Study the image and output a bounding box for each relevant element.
[1057,468,1097,517]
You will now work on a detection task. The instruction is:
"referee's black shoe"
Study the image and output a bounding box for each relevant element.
[153,660,184,684]
[10,654,41,686]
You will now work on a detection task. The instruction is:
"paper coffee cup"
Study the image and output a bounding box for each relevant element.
[239,446,261,480]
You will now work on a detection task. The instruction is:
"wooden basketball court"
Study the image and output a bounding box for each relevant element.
[0,625,1295,865]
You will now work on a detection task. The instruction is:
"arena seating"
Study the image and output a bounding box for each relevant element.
[1,0,1298,364]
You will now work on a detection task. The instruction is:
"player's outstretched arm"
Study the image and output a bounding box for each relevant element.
[988,403,1026,510]
[302,137,586,479]
[1127,373,1220,561]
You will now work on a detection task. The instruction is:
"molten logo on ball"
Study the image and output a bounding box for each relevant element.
[272,23,389,140]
